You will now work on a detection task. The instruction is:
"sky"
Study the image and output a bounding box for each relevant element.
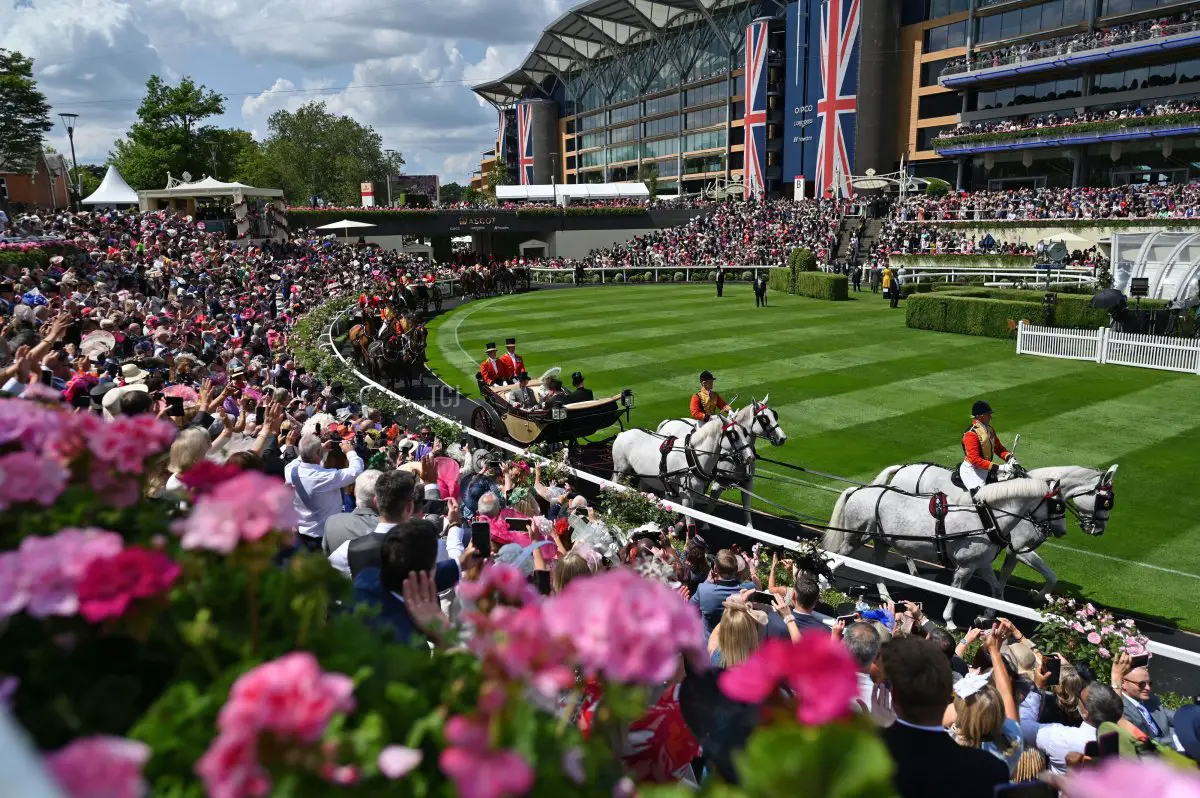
[1,0,572,184]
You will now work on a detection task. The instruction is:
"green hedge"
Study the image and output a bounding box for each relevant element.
[935,110,1200,149]
[767,268,793,293]
[0,246,82,270]
[796,272,848,301]
[906,294,1043,339]
[790,248,817,272]
[939,287,1167,328]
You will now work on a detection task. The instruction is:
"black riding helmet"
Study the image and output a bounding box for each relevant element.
[971,400,992,417]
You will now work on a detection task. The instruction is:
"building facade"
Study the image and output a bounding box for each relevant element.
[906,0,1200,189]
[472,0,1198,196]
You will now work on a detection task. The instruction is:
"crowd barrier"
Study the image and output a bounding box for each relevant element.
[529,265,785,285]
[324,308,1200,668]
[1017,320,1200,374]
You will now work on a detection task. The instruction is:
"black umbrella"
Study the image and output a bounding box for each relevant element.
[1090,288,1126,310]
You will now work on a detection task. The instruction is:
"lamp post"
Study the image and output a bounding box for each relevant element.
[59,113,81,210]
[385,149,396,207]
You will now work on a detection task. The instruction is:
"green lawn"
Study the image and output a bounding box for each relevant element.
[426,284,1200,630]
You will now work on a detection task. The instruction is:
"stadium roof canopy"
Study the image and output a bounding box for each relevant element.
[472,0,757,107]
[496,183,650,203]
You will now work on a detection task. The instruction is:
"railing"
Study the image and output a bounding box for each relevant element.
[1017,320,1200,373]
[903,267,1096,287]
[941,18,1200,77]
[528,265,785,285]
[894,211,1200,224]
[322,306,1200,668]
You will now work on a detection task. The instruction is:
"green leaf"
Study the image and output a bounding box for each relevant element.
[734,721,897,798]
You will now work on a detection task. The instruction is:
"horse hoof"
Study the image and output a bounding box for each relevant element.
[945,620,959,632]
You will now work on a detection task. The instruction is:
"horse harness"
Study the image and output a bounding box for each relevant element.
[656,422,747,499]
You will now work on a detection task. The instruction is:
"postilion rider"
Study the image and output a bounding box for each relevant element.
[690,370,731,422]
[960,400,1021,526]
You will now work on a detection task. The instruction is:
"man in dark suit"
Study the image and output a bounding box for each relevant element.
[566,371,594,404]
[1114,655,1175,747]
[323,469,382,554]
[351,519,456,645]
[715,266,725,297]
[753,274,767,307]
[881,637,1009,798]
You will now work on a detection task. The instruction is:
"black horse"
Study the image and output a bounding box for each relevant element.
[381,326,428,393]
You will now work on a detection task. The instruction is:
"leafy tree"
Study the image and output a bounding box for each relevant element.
[461,185,484,205]
[0,49,52,170]
[252,102,393,205]
[638,163,660,202]
[484,164,512,204]
[439,181,466,205]
[109,75,226,189]
[70,167,101,198]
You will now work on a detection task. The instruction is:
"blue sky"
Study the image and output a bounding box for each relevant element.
[2,0,570,183]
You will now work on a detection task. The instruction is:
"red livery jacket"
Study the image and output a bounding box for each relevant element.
[962,421,1010,473]
[499,351,525,378]
[480,357,510,385]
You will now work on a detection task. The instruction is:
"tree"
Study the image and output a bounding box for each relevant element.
[109,75,226,189]
[638,163,660,202]
[252,102,392,205]
[70,167,101,198]
[484,164,512,204]
[461,186,484,205]
[0,49,52,170]
[440,181,466,204]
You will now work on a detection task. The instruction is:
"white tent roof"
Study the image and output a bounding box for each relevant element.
[138,175,284,203]
[496,182,649,203]
[316,219,377,230]
[82,166,138,205]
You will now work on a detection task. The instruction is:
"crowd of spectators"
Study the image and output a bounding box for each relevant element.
[936,98,1200,143]
[2,199,1199,793]
[943,11,1199,75]
[891,182,1200,221]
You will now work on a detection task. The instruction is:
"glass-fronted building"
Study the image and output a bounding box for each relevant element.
[904,0,1200,188]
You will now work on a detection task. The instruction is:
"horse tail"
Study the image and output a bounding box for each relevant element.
[871,464,904,486]
[824,488,854,553]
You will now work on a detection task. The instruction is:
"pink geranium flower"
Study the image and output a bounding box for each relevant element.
[459,563,539,606]
[1065,757,1200,798]
[0,451,69,511]
[439,715,534,798]
[177,461,245,495]
[46,735,150,798]
[2,529,123,619]
[472,603,576,698]
[172,472,298,553]
[1087,631,1103,645]
[76,547,181,623]
[544,568,705,684]
[719,635,860,725]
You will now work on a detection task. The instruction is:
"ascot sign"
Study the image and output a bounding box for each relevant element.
[451,215,509,232]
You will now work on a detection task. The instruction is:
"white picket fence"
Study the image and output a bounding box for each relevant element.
[1017,321,1200,374]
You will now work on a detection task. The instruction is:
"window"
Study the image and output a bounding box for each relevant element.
[734,74,745,96]
[566,155,576,170]
[643,93,680,117]
[975,76,1082,108]
[643,138,680,159]
[682,153,725,174]
[651,158,679,177]
[579,131,605,150]
[976,0,1087,44]
[685,81,727,108]
[610,103,638,125]
[1102,0,1180,14]
[917,125,951,151]
[643,115,680,138]
[609,124,637,144]
[579,150,605,168]
[920,58,954,86]
[925,20,967,51]
[579,113,604,132]
[686,105,726,130]
[607,144,638,164]
[684,129,726,152]
[918,92,961,119]
[927,0,969,18]
[1091,61,1200,93]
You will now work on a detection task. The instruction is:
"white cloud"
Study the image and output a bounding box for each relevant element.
[2,0,569,180]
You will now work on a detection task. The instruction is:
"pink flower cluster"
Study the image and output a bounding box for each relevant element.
[0,528,123,619]
[471,602,576,699]
[172,472,299,553]
[460,563,540,607]
[440,715,533,798]
[76,546,180,623]
[1065,757,1200,798]
[46,735,150,798]
[544,568,706,684]
[1043,596,1150,664]
[196,652,356,798]
[719,635,860,725]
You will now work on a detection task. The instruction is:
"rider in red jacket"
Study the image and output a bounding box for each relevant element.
[959,400,1018,494]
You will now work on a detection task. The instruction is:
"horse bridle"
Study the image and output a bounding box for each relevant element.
[1063,475,1114,535]
[752,402,785,446]
[991,488,1068,553]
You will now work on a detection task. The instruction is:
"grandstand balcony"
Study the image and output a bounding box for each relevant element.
[940,18,1200,88]
[933,112,1200,155]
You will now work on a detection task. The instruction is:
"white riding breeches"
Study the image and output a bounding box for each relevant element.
[958,461,990,492]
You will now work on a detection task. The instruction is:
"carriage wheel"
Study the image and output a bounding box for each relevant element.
[471,406,503,440]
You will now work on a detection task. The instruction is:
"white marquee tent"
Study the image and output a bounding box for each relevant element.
[81,166,138,206]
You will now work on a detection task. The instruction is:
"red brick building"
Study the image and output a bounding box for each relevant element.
[0,151,71,210]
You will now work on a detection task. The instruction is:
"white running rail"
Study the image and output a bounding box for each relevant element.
[1017,321,1200,374]
[326,309,1200,668]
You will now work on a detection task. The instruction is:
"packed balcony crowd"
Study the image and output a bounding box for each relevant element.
[935,98,1200,144]
[891,182,1200,222]
[943,10,1199,76]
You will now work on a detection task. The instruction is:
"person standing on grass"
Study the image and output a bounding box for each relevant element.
[852,264,862,292]
[753,273,768,307]
[716,266,726,297]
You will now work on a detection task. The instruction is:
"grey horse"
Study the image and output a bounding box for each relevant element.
[823,477,1067,628]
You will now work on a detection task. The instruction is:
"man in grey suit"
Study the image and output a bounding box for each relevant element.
[507,371,536,409]
[322,470,382,555]
[1114,654,1176,747]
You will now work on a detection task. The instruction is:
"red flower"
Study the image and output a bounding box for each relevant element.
[178,461,244,495]
[76,547,181,623]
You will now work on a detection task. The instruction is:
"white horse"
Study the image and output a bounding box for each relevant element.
[655,396,788,529]
[872,462,1117,601]
[612,416,756,523]
[823,478,1067,627]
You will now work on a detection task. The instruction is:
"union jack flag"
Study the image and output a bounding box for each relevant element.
[517,103,534,186]
[815,0,860,197]
[743,20,769,200]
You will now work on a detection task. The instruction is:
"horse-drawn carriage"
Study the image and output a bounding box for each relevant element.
[470,373,634,446]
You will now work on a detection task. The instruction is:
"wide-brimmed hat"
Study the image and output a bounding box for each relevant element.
[120,363,149,383]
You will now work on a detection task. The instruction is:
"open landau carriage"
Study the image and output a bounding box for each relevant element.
[470,371,634,447]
